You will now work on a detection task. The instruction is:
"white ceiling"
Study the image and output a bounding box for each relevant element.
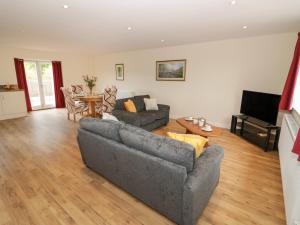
[0,0,299,54]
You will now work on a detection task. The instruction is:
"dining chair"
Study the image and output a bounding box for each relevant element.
[60,87,88,122]
[95,86,117,115]
[70,84,84,93]
[70,84,88,109]
[70,84,85,98]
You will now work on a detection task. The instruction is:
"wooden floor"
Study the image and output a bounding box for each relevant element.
[0,109,285,225]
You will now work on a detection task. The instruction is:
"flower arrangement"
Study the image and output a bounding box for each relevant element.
[83,75,97,94]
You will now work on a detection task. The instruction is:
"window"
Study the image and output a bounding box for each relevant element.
[292,69,300,113]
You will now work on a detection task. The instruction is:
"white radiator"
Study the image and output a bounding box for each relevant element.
[278,113,300,225]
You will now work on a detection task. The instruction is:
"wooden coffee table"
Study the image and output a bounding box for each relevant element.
[176,118,222,138]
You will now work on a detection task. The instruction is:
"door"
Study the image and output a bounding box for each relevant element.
[24,61,56,110]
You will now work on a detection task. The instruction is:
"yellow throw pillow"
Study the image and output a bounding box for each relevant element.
[167,132,208,158]
[124,99,137,113]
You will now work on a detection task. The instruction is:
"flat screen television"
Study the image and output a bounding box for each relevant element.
[240,90,281,125]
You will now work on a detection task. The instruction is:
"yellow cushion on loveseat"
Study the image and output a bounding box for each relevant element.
[167,132,208,158]
[124,99,137,113]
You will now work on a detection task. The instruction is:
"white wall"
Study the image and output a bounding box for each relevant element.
[0,33,296,127]
[94,33,296,127]
[0,46,94,89]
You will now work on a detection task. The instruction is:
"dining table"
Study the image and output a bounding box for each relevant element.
[79,95,103,117]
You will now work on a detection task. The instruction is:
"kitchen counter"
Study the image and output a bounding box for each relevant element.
[0,88,24,92]
[0,90,27,120]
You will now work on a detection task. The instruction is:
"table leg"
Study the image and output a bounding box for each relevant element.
[91,102,96,117]
[230,115,237,133]
[265,128,271,152]
[240,119,245,136]
[186,129,192,134]
[87,102,93,116]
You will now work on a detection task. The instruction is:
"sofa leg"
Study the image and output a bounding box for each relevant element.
[67,113,70,120]
[73,114,76,122]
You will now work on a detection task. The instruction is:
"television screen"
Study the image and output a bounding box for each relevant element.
[240,90,281,125]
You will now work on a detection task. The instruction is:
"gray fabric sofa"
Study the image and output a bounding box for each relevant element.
[77,118,224,225]
[112,95,170,131]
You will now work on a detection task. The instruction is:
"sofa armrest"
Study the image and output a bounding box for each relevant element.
[112,110,140,126]
[158,104,170,111]
[182,145,224,225]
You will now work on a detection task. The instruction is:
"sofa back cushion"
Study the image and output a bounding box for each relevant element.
[133,95,150,112]
[119,124,195,172]
[79,118,122,142]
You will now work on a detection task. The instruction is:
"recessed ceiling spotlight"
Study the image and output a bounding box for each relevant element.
[242,25,248,30]
[161,39,165,43]
[127,26,132,31]
[63,5,69,9]
[231,0,237,5]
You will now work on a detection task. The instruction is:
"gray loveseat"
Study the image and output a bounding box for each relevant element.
[77,118,224,225]
[112,95,170,131]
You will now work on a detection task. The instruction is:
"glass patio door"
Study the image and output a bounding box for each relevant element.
[24,61,56,110]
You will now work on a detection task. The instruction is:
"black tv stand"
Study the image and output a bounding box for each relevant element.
[230,115,281,151]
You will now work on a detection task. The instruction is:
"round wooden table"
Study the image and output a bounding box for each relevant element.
[79,95,103,117]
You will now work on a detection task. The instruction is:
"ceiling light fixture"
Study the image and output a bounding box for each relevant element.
[63,5,69,9]
[231,0,237,5]
[243,25,248,29]
[127,26,132,31]
[161,39,165,43]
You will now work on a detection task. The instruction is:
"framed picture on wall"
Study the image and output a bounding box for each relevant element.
[156,59,186,81]
[115,64,124,81]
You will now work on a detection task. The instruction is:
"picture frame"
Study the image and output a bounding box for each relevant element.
[156,59,186,81]
[115,64,124,81]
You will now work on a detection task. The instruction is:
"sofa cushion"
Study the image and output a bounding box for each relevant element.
[112,110,141,127]
[141,110,166,119]
[167,132,208,158]
[137,111,166,126]
[115,97,134,110]
[133,95,150,112]
[138,114,156,126]
[113,110,167,127]
[136,111,163,126]
[119,124,195,172]
[144,98,159,111]
[102,112,119,122]
[79,117,123,142]
[124,99,137,113]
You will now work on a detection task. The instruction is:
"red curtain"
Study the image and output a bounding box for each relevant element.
[14,58,32,112]
[52,61,65,108]
[292,131,300,161]
[279,32,300,110]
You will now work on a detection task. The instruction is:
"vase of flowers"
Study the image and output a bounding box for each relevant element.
[83,75,97,95]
